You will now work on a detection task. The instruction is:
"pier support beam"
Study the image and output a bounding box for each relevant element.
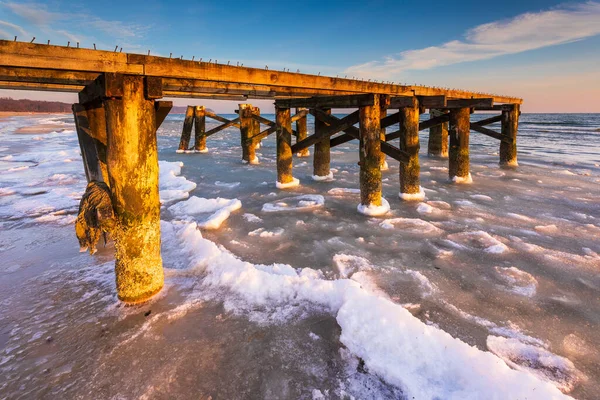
[448,107,472,183]
[428,109,448,157]
[103,74,164,303]
[380,96,389,171]
[313,108,332,180]
[177,105,194,152]
[73,104,104,183]
[295,107,310,157]
[500,104,519,167]
[275,106,297,188]
[239,104,258,164]
[83,100,109,183]
[358,95,387,215]
[252,106,262,150]
[399,99,423,200]
[193,105,207,152]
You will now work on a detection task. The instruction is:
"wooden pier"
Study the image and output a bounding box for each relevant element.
[0,39,522,302]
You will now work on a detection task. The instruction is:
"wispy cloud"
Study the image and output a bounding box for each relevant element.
[0,2,151,48]
[0,19,27,37]
[345,2,600,78]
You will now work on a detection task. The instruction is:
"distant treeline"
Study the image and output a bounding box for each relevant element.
[0,97,212,114]
[0,97,72,112]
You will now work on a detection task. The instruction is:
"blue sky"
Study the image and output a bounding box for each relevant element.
[1,0,599,112]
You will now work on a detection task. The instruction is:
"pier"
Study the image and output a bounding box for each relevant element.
[0,39,522,303]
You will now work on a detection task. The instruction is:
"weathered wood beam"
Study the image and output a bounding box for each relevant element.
[239,104,258,164]
[445,98,493,109]
[0,81,83,92]
[178,105,194,151]
[276,107,295,187]
[292,110,359,154]
[380,111,400,129]
[388,96,419,109]
[295,107,310,157]
[473,114,502,127]
[417,95,446,108]
[470,123,514,144]
[379,95,390,169]
[313,108,332,180]
[358,96,383,211]
[79,73,124,104]
[163,92,248,101]
[474,104,519,111]
[193,106,207,152]
[205,117,241,137]
[276,94,375,109]
[103,74,163,303]
[500,104,520,166]
[204,111,241,128]
[155,100,172,130]
[449,108,471,182]
[247,125,277,144]
[291,108,309,123]
[420,113,451,131]
[427,109,448,157]
[72,104,103,182]
[0,66,98,86]
[251,113,275,127]
[0,41,524,104]
[381,142,410,164]
[399,101,421,197]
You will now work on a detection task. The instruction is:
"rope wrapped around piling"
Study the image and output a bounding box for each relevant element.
[75,181,115,255]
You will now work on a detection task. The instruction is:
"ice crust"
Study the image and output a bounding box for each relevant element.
[168,196,242,230]
[357,198,390,216]
[276,178,300,189]
[399,187,426,201]
[262,195,325,213]
[162,220,570,400]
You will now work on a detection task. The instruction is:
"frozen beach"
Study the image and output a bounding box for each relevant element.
[0,112,599,399]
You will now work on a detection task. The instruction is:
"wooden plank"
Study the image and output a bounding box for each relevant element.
[470,123,514,144]
[445,98,493,108]
[389,96,417,109]
[474,104,519,111]
[204,111,241,127]
[0,40,523,104]
[419,113,451,131]
[247,125,277,143]
[205,117,241,137]
[291,108,309,123]
[473,114,502,126]
[0,81,83,92]
[72,103,103,182]
[78,73,123,104]
[0,66,98,86]
[251,113,276,127]
[417,95,446,108]
[155,101,172,129]
[276,94,375,109]
[291,110,359,153]
[380,111,400,129]
[380,142,410,164]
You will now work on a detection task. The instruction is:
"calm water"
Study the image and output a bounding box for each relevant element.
[0,112,598,399]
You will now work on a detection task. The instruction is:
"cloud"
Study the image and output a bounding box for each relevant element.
[2,2,57,25]
[345,2,600,78]
[0,19,27,37]
[0,2,150,46]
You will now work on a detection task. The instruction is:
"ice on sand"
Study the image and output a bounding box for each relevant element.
[262,195,325,212]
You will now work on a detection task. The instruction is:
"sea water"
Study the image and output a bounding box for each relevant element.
[0,112,599,399]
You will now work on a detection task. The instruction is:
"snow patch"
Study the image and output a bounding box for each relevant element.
[399,187,425,201]
[262,195,325,213]
[276,178,300,189]
[357,198,390,216]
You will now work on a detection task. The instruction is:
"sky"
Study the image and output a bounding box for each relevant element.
[1,0,599,113]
